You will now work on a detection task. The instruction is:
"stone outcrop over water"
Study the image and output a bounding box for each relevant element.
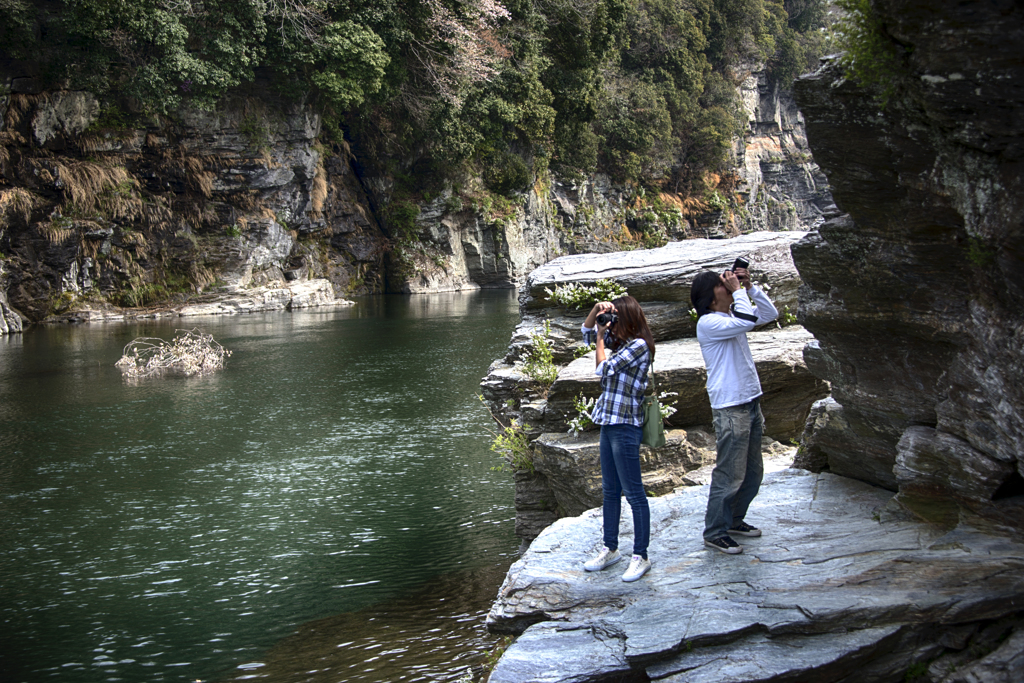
[481,232,829,544]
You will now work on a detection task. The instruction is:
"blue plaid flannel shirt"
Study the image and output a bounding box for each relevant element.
[583,325,651,427]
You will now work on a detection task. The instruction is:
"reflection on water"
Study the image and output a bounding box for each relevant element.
[223,560,513,682]
[0,291,519,683]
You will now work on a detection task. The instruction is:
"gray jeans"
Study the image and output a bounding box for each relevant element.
[703,398,764,541]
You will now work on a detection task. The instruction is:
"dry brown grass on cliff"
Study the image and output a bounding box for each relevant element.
[310,163,328,218]
[0,188,36,225]
[189,263,217,291]
[4,94,41,130]
[649,191,709,218]
[54,161,136,213]
[181,156,215,198]
[233,190,262,212]
[142,201,174,230]
[35,221,75,245]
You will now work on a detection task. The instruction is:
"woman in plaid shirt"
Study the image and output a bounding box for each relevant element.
[580,295,656,582]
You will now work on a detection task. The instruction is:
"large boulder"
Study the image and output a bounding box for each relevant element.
[531,428,718,518]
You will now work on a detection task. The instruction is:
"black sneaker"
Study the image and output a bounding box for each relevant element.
[704,535,743,554]
[728,521,762,537]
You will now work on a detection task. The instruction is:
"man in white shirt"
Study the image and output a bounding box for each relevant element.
[689,265,778,554]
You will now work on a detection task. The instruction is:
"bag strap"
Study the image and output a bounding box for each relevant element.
[647,355,658,395]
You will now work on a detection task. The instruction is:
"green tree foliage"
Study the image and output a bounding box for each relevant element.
[833,0,908,106]
[0,0,828,202]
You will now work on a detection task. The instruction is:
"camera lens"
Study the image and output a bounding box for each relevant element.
[596,312,617,326]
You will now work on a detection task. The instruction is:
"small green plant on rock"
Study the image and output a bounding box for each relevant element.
[489,419,533,473]
[545,279,628,310]
[522,320,559,387]
[780,305,798,327]
[574,342,596,359]
[567,393,596,437]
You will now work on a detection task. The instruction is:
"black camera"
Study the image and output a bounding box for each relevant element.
[725,257,750,284]
[596,312,618,326]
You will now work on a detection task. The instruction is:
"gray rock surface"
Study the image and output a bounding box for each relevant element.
[521,232,805,314]
[531,429,718,519]
[486,468,1024,682]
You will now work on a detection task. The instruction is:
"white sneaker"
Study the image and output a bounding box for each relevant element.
[621,555,651,582]
[583,547,621,572]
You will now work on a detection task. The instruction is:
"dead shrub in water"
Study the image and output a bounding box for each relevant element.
[116,328,231,379]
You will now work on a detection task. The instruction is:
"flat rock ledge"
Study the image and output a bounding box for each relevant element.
[486,469,1024,683]
[44,278,354,323]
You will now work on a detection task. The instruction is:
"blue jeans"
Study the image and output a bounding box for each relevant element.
[599,424,650,559]
[704,398,764,541]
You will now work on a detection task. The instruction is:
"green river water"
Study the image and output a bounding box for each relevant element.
[0,290,521,682]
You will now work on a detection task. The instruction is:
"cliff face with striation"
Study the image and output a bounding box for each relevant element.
[0,87,386,324]
[734,68,835,234]
[792,0,1024,523]
[484,7,1024,681]
[1,66,831,331]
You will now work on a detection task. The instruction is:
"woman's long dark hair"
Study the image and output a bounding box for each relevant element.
[607,295,655,362]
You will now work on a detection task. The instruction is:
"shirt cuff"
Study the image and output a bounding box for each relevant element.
[594,360,606,376]
[581,323,595,334]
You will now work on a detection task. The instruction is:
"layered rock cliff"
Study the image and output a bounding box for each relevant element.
[792,0,1024,525]
[1,65,832,333]
[0,87,384,325]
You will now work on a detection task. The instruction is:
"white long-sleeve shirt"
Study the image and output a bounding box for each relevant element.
[695,286,778,410]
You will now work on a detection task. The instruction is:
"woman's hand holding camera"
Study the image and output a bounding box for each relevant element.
[586,301,616,331]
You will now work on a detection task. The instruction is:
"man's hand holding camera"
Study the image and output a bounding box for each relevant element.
[720,269,743,293]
